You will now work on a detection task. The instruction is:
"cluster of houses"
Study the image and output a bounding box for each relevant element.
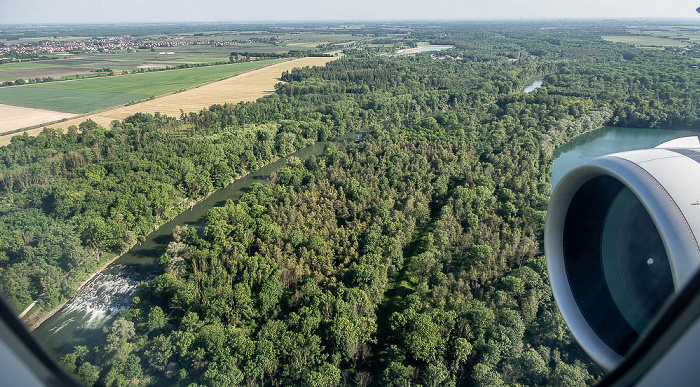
[1,36,138,55]
[0,36,252,57]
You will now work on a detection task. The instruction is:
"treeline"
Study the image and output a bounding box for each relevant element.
[541,49,700,128]
[0,22,697,386]
[0,53,56,64]
[229,51,334,59]
[1,77,56,87]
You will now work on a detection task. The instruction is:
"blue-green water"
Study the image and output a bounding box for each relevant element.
[524,79,543,93]
[414,46,451,52]
[550,126,699,188]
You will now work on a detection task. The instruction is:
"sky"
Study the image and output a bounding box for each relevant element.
[0,0,698,24]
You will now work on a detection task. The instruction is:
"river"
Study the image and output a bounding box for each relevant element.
[550,126,699,188]
[34,132,361,356]
[524,79,543,94]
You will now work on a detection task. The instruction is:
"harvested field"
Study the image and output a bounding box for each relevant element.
[288,42,329,48]
[0,104,76,134]
[39,59,98,66]
[0,57,336,145]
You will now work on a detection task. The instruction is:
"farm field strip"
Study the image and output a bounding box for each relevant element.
[0,104,76,133]
[0,59,286,114]
[0,66,99,82]
[0,56,335,145]
[0,86,150,113]
[0,62,63,70]
[0,31,353,81]
[602,35,690,47]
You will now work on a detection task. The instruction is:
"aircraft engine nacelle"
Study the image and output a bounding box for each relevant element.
[545,136,700,371]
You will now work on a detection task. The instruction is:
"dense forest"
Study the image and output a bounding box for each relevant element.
[0,22,698,386]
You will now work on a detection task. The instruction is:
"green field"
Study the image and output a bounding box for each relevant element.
[0,50,255,80]
[602,35,690,47]
[627,25,700,42]
[0,31,355,81]
[0,59,286,113]
[0,62,57,70]
[0,87,151,113]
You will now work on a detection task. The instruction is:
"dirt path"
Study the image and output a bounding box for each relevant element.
[0,56,336,146]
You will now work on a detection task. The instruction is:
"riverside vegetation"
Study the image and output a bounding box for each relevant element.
[0,21,698,386]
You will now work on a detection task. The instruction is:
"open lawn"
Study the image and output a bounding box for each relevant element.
[0,56,335,144]
[0,59,286,113]
[396,44,454,55]
[602,35,690,47]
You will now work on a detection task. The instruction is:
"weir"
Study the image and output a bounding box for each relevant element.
[33,132,361,356]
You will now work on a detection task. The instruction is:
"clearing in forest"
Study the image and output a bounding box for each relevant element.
[602,35,690,47]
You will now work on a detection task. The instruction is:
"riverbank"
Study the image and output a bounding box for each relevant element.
[27,251,125,330]
[550,126,700,188]
[23,160,265,330]
[30,132,359,347]
[33,134,358,353]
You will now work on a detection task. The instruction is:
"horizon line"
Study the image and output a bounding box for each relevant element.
[2,17,700,27]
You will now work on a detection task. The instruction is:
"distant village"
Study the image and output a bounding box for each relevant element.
[0,35,278,57]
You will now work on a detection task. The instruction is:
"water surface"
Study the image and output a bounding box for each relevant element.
[414,46,452,52]
[524,79,543,93]
[550,126,698,188]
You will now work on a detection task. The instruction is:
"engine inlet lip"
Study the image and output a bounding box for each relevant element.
[545,154,699,371]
